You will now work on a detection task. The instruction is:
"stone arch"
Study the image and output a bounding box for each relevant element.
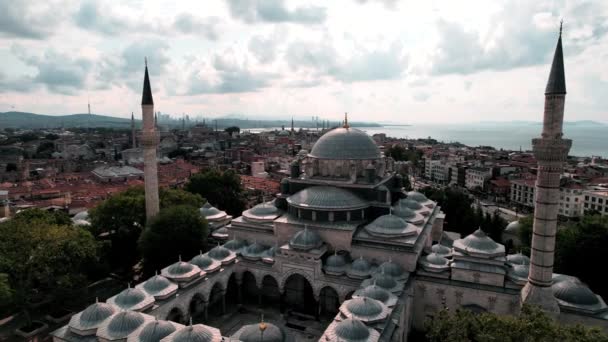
[189,293,205,319]
[166,306,186,324]
[280,269,316,296]
[283,273,316,316]
[319,286,340,318]
[207,281,226,316]
[242,270,258,305]
[261,274,281,308]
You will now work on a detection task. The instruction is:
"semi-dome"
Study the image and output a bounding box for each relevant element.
[168,325,217,342]
[78,301,116,329]
[397,198,422,210]
[506,253,530,265]
[333,319,370,342]
[453,229,505,257]
[287,186,368,210]
[324,252,347,275]
[364,214,415,237]
[137,320,177,342]
[407,191,427,202]
[208,245,231,260]
[347,256,372,278]
[105,311,145,339]
[309,127,381,160]
[344,297,383,319]
[143,274,172,294]
[552,279,599,306]
[114,287,146,309]
[430,244,451,257]
[290,228,323,251]
[239,322,285,342]
[504,220,522,233]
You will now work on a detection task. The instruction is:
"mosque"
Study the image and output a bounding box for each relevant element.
[51,28,607,342]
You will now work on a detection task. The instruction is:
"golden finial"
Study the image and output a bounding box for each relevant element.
[259,313,267,332]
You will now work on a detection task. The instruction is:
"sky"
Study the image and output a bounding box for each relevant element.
[0,0,607,124]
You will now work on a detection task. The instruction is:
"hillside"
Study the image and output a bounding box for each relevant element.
[0,112,137,129]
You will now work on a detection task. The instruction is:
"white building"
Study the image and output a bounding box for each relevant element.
[511,178,585,218]
[465,167,492,190]
[583,190,608,216]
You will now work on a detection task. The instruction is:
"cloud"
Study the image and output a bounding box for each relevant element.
[0,1,60,39]
[430,2,608,75]
[173,14,222,40]
[354,0,398,9]
[286,40,407,82]
[227,0,326,24]
[73,0,129,35]
[8,47,92,95]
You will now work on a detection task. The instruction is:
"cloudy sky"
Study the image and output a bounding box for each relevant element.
[0,0,607,124]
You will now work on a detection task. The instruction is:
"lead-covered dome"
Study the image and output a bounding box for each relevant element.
[309,127,381,160]
[430,244,451,257]
[333,319,371,342]
[77,301,116,329]
[113,287,147,310]
[355,285,391,305]
[364,214,416,238]
[453,229,505,258]
[347,256,372,279]
[290,228,323,251]
[167,325,218,342]
[506,253,530,266]
[344,297,383,319]
[504,220,522,233]
[208,245,231,260]
[397,198,422,210]
[239,322,285,342]
[143,274,172,294]
[324,253,347,275]
[407,191,427,202]
[552,279,600,306]
[105,311,145,339]
[137,320,177,342]
[287,186,368,210]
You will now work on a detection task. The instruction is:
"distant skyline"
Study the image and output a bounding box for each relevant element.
[0,0,607,124]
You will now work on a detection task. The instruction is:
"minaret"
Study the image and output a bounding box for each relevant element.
[291,117,295,133]
[343,112,349,128]
[521,22,571,313]
[131,112,136,148]
[140,58,160,219]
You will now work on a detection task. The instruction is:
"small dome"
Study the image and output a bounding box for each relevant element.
[430,244,451,256]
[167,261,194,276]
[506,253,530,265]
[504,220,522,233]
[262,246,277,258]
[552,279,599,306]
[334,319,370,342]
[79,302,116,328]
[325,253,347,274]
[143,274,172,293]
[245,242,267,255]
[239,322,285,342]
[345,297,383,318]
[138,320,177,342]
[377,261,405,278]
[287,186,368,210]
[509,264,529,279]
[114,287,146,309]
[223,239,248,251]
[199,202,221,217]
[453,229,505,257]
[407,191,427,202]
[397,198,422,210]
[309,127,381,160]
[73,219,91,226]
[357,285,390,304]
[170,325,215,342]
[106,311,145,338]
[425,253,448,266]
[73,210,89,221]
[290,228,323,251]
[190,254,214,269]
[348,257,372,277]
[392,203,416,219]
[373,273,397,290]
[365,214,410,236]
[208,245,231,260]
[248,202,280,217]
[278,130,290,136]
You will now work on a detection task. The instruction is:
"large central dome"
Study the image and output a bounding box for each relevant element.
[309,127,381,160]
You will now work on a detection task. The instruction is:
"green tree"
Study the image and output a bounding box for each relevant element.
[225,126,240,135]
[0,210,99,324]
[426,304,608,342]
[161,188,204,208]
[139,205,208,275]
[186,169,246,216]
[421,187,478,237]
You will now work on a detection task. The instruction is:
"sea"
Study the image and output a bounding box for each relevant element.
[247,122,608,158]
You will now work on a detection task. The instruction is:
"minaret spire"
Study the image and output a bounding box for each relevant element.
[142,57,154,106]
[521,22,572,314]
[140,59,160,219]
[131,112,136,148]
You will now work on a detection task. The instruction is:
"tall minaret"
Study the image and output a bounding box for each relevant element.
[131,112,136,148]
[140,59,160,219]
[521,22,571,313]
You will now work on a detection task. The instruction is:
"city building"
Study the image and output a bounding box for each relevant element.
[465,167,492,191]
[583,190,608,216]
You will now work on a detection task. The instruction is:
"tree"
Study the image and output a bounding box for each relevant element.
[88,186,202,270]
[0,210,99,324]
[426,304,608,342]
[35,141,56,158]
[225,126,240,135]
[186,169,246,216]
[421,187,478,237]
[139,205,208,275]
